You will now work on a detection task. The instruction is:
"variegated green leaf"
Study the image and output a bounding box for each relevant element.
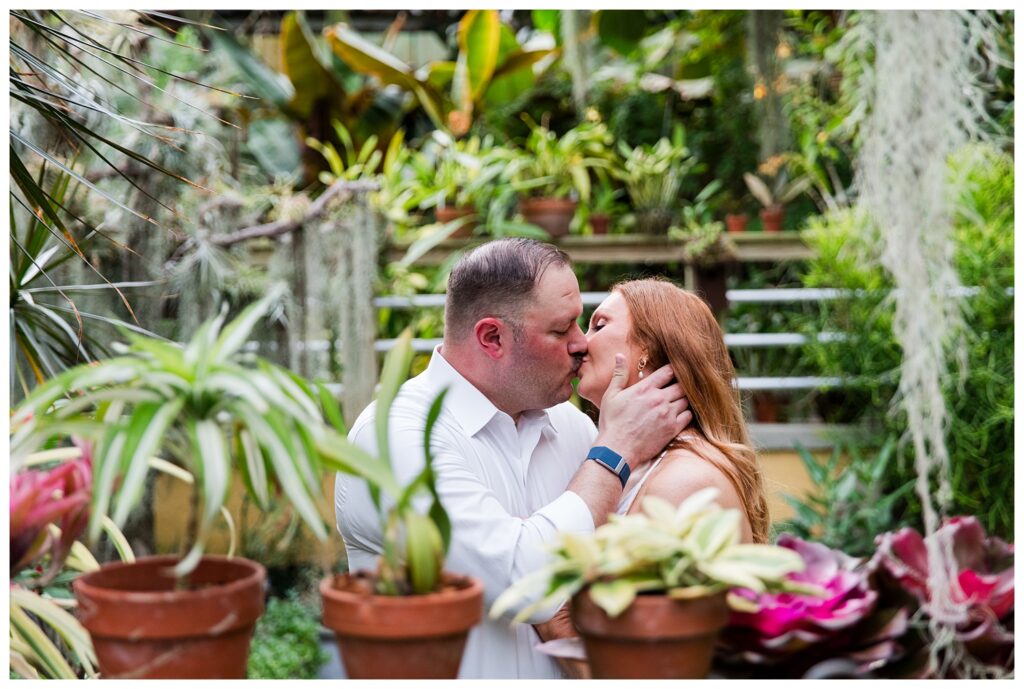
[10,591,87,678]
[101,516,135,563]
[202,371,270,413]
[639,494,677,524]
[404,510,443,594]
[172,541,206,578]
[110,399,184,527]
[237,428,270,507]
[685,508,741,559]
[315,429,401,497]
[234,405,328,541]
[670,486,721,534]
[726,591,761,613]
[588,579,637,618]
[714,544,805,580]
[696,560,766,593]
[262,362,320,420]
[375,328,414,468]
[88,424,129,542]
[559,531,599,570]
[192,418,231,531]
[246,368,318,424]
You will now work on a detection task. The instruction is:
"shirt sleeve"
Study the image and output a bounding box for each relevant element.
[342,405,595,624]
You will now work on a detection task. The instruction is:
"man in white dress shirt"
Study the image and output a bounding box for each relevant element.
[335,238,690,678]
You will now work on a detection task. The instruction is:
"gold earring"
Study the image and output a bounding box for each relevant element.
[637,356,648,379]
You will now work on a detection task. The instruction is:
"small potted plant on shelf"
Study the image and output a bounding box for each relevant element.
[721,190,751,233]
[672,180,731,264]
[743,157,812,233]
[10,287,384,679]
[490,488,810,679]
[507,118,614,238]
[588,175,625,235]
[620,126,698,235]
[403,131,504,238]
[319,330,484,679]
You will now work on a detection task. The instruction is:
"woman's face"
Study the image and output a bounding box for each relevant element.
[576,291,646,406]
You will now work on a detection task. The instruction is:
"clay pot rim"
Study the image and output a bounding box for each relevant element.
[519,197,578,210]
[572,587,730,640]
[320,570,484,606]
[435,205,477,216]
[73,554,265,605]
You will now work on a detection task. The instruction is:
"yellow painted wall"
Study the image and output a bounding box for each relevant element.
[153,449,826,563]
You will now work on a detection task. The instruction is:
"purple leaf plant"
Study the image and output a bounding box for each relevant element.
[871,516,1014,676]
[717,519,1014,678]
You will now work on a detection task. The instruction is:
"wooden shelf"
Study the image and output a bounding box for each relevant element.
[385,232,812,266]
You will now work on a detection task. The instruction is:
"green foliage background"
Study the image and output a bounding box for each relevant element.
[799,144,1014,539]
[247,593,328,679]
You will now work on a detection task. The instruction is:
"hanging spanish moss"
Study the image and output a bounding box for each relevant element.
[846,10,1009,677]
[335,193,380,425]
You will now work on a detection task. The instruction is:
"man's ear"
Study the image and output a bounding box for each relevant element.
[473,317,507,360]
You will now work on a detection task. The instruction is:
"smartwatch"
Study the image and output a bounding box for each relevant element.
[586,446,630,488]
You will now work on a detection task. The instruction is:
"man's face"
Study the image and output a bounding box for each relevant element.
[503,264,586,412]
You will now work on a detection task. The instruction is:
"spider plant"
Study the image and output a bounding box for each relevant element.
[11,286,395,579]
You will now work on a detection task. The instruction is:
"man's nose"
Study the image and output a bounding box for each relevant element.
[568,322,587,356]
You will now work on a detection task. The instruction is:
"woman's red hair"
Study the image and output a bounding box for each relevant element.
[615,278,770,544]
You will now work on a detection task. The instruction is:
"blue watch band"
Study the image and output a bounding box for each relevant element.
[586,446,630,488]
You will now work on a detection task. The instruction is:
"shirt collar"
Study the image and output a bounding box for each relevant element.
[425,347,554,437]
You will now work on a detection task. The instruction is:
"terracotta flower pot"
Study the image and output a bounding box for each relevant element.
[72,555,266,679]
[320,571,484,679]
[519,197,577,238]
[435,205,477,238]
[759,205,785,233]
[752,390,781,423]
[571,588,729,679]
[589,213,610,235]
[725,213,749,233]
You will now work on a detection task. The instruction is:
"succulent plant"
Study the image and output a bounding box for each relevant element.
[718,519,1015,679]
[490,487,806,623]
[870,516,1014,677]
[717,535,908,677]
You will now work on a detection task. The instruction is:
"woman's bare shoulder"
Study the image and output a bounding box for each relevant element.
[642,442,744,512]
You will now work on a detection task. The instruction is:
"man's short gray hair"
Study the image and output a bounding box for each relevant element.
[445,238,571,341]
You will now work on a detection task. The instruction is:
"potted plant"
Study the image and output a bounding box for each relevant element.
[620,127,697,235]
[404,132,505,238]
[491,488,810,679]
[720,190,751,233]
[319,330,484,678]
[588,176,625,235]
[508,119,614,238]
[671,180,730,262]
[743,160,812,233]
[10,287,384,679]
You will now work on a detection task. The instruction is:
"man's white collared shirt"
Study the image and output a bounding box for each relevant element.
[334,347,597,678]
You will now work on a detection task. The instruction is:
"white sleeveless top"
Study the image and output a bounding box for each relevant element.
[616,435,695,515]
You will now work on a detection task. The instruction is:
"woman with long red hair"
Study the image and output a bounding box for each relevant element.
[577,277,769,543]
